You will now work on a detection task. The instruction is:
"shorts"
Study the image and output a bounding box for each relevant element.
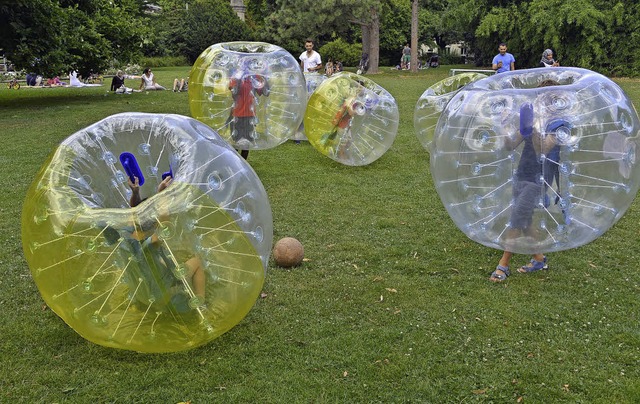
[509,180,543,229]
[231,116,256,142]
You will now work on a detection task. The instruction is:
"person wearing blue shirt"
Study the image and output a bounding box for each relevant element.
[492,42,515,73]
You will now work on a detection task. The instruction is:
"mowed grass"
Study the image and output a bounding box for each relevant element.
[1,66,640,402]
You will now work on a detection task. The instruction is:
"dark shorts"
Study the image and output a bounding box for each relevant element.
[230,116,255,142]
[509,180,543,229]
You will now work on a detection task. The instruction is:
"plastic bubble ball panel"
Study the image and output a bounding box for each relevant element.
[414,72,488,152]
[21,113,273,353]
[430,67,640,254]
[189,41,306,150]
[304,72,399,166]
[291,73,328,141]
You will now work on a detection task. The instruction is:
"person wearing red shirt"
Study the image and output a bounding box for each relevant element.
[228,74,270,160]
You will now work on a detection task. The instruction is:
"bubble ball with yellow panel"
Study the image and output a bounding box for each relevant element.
[304,72,399,166]
[21,113,272,353]
[189,41,306,151]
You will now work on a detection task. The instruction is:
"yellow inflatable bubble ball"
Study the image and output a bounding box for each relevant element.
[189,41,306,151]
[414,72,489,152]
[304,72,399,166]
[21,113,273,353]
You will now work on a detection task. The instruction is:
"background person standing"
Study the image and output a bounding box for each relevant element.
[492,42,515,73]
[299,38,322,73]
[402,44,411,70]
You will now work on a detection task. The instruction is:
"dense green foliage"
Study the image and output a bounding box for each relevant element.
[1,67,640,402]
[155,0,253,64]
[440,0,640,75]
[1,0,639,75]
[0,0,148,76]
[319,39,362,66]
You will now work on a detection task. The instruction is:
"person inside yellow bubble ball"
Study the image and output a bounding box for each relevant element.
[126,175,206,305]
[319,83,366,159]
[226,69,270,160]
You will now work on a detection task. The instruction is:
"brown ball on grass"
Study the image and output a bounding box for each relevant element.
[273,237,304,268]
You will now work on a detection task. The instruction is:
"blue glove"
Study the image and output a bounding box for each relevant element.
[519,102,534,138]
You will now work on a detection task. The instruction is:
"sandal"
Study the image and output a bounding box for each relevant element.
[490,265,510,282]
[517,256,548,273]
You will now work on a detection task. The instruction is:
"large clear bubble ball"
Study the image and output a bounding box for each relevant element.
[414,72,489,152]
[430,67,640,254]
[291,72,328,142]
[21,113,273,352]
[189,41,306,150]
[304,72,399,166]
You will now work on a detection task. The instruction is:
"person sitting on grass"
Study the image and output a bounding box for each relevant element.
[110,70,140,94]
[139,68,166,91]
[173,78,188,92]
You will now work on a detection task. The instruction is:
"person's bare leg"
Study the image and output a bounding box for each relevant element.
[490,228,519,281]
[185,257,206,302]
[498,251,513,269]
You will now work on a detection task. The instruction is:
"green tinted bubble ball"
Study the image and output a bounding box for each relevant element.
[304,72,399,166]
[22,113,272,353]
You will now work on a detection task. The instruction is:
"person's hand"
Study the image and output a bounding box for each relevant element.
[128,176,140,194]
[497,61,503,68]
[157,175,172,193]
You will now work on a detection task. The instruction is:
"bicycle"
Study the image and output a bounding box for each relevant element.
[6,78,20,89]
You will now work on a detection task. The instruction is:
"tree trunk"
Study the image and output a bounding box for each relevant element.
[361,22,371,60]
[367,7,380,74]
[410,0,418,72]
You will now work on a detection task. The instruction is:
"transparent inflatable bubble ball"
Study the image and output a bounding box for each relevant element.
[430,67,640,254]
[414,72,489,152]
[189,41,307,151]
[291,72,329,142]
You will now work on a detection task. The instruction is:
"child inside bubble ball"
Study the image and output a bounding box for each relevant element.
[319,83,366,159]
[490,79,564,282]
[127,175,206,305]
[227,70,270,160]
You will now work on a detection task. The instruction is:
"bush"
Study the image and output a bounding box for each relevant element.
[137,56,190,68]
[104,63,142,76]
[319,39,362,67]
[171,0,252,64]
[438,53,464,65]
[1,70,25,81]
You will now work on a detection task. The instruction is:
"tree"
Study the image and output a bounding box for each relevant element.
[264,0,388,72]
[1,0,67,76]
[244,0,278,30]
[0,0,148,76]
[410,0,418,72]
[352,2,382,73]
[167,0,253,63]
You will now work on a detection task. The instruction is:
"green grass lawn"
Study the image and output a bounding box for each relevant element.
[1,66,640,402]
